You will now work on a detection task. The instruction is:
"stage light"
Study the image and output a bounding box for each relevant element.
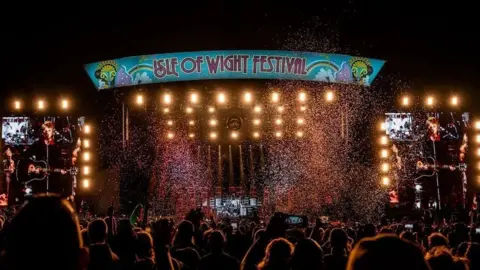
[210,132,217,139]
[477,161,480,171]
[401,96,410,106]
[13,100,21,110]
[209,119,218,126]
[163,108,170,114]
[189,133,195,138]
[475,134,480,144]
[254,105,262,113]
[300,105,307,112]
[297,118,305,125]
[477,148,480,157]
[217,93,226,104]
[83,166,90,175]
[296,131,304,137]
[325,91,334,102]
[208,107,215,113]
[380,122,386,131]
[415,184,422,191]
[186,107,193,114]
[475,121,480,130]
[382,176,390,186]
[379,136,388,145]
[188,120,195,126]
[61,99,70,110]
[84,125,91,134]
[83,179,90,188]
[167,120,173,126]
[253,132,260,138]
[275,131,282,138]
[253,119,261,126]
[231,131,239,139]
[277,106,284,113]
[243,92,253,103]
[190,93,199,104]
[380,149,389,159]
[275,119,283,125]
[271,92,280,103]
[381,163,390,172]
[163,94,172,105]
[298,92,307,102]
[136,94,144,105]
[37,100,45,110]
[450,96,459,106]
[167,132,174,139]
[83,139,90,148]
[83,152,91,161]
[426,96,434,106]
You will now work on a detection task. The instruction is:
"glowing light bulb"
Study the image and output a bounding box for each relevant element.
[299,92,307,102]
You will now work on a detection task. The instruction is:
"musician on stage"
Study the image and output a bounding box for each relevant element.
[21,121,70,197]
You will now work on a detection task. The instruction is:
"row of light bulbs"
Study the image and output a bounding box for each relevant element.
[163,130,305,140]
[399,95,461,107]
[135,90,336,106]
[11,99,71,111]
[80,125,94,189]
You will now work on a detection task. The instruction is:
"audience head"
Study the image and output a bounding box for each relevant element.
[291,238,323,270]
[88,219,108,244]
[258,238,294,270]
[428,232,449,249]
[208,230,226,252]
[347,234,430,270]
[136,231,154,259]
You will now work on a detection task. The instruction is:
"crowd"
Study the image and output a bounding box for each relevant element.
[0,194,479,270]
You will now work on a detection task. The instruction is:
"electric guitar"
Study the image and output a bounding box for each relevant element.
[416,160,467,172]
[16,159,78,184]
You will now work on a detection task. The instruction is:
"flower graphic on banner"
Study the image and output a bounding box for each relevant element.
[132,72,153,85]
[314,68,335,82]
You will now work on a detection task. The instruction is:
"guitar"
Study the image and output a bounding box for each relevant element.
[16,159,78,184]
[416,160,467,172]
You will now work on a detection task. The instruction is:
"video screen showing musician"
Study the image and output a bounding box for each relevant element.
[1,116,84,201]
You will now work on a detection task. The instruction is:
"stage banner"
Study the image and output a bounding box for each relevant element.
[84,50,385,90]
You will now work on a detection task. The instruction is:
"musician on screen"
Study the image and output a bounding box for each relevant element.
[20,120,71,197]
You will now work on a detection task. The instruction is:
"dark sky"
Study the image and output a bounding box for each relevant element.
[1,2,478,112]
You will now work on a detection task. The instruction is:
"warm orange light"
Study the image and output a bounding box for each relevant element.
[14,100,21,110]
[325,91,334,102]
[381,163,390,172]
[167,120,173,126]
[296,131,304,137]
[83,139,90,148]
[136,95,144,105]
[298,92,307,102]
[380,122,386,131]
[208,107,215,113]
[167,132,174,139]
[450,96,458,106]
[189,133,195,138]
[83,179,90,188]
[254,106,262,113]
[382,176,390,186]
[84,125,91,134]
[271,92,280,103]
[402,96,410,106]
[275,131,282,138]
[217,93,226,104]
[380,136,388,145]
[163,108,170,113]
[190,93,199,104]
[83,166,90,175]
[210,132,217,139]
[188,120,195,126]
[475,121,480,130]
[37,100,45,110]
[253,132,260,138]
[380,149,389,158]
[186,107,193,114]
[277,106,284,113]
[297,118,305,125]
[426,96,434,106]
[300,105,307,112]
[163,94,172,104]
[209,119,218,126]
[253,119,261,126]
[231,132,239,139]
[83,152,91,161]
[244,92,253,103]
[61,99,69,109]
[275,119,282,125]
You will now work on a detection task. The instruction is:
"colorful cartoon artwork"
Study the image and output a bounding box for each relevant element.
[85,51,385,90]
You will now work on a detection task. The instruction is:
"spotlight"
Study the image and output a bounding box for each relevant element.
[277,106,284,113]
[167,120,173,126]
[253,119,261,126]
[84,125,91,134]
[477,161,480,171]
[254,106,262,113]
[401,96,410,106]
[189,133,195,138]
[163,108,170,114]
[210,132,217,139]
[209,119,218,126]
[475,121,480,130]
[275,131,282,138]
[243,92,253,103]
[83,166,90,175]
[83,152,91,161]
[297,118,305,125]
[136,94,144,105]
[190,93,199,104]
[380,149,389,158]
[231,131,239,139]
[253,132,260,138]
[13,100,21,110]
[415,184,422,191]
[300,105,307,112]
[382,176,390,186]
[380,122,386,131]
[325,91,334,102]
[37,100,45,110]
[298,91,307,102]
[271,92,280,103]
[167,132,174,139]
[61,99,69,109]
[379,136,388,145]
[296,131,304,137]
[83,139,90,148]
[381,163,390,172]
[450,96,459,106]
[217,93,226,104]
[163,93,172,105]
[426,96,434,106]
[208,107,215,113]
[476,134,480,144]
[477,148,480,157]
[83,179,90,188]
[186,107,193,114]
[275,119,282,125]
[188,120,195,126]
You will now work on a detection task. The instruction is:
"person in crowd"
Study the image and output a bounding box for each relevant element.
[291,238,324,270]
[134,231,156,270]
[324,228,350,270]
[198,230,239,270]
[257,238,293,270]
[87,218,119,270]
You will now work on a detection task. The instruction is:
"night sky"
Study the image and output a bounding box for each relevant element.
[1,3,478,114]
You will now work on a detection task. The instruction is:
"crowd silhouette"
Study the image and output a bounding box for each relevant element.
[0,194,479,270]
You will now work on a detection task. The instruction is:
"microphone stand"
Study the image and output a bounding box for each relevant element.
[46,141,49,194]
